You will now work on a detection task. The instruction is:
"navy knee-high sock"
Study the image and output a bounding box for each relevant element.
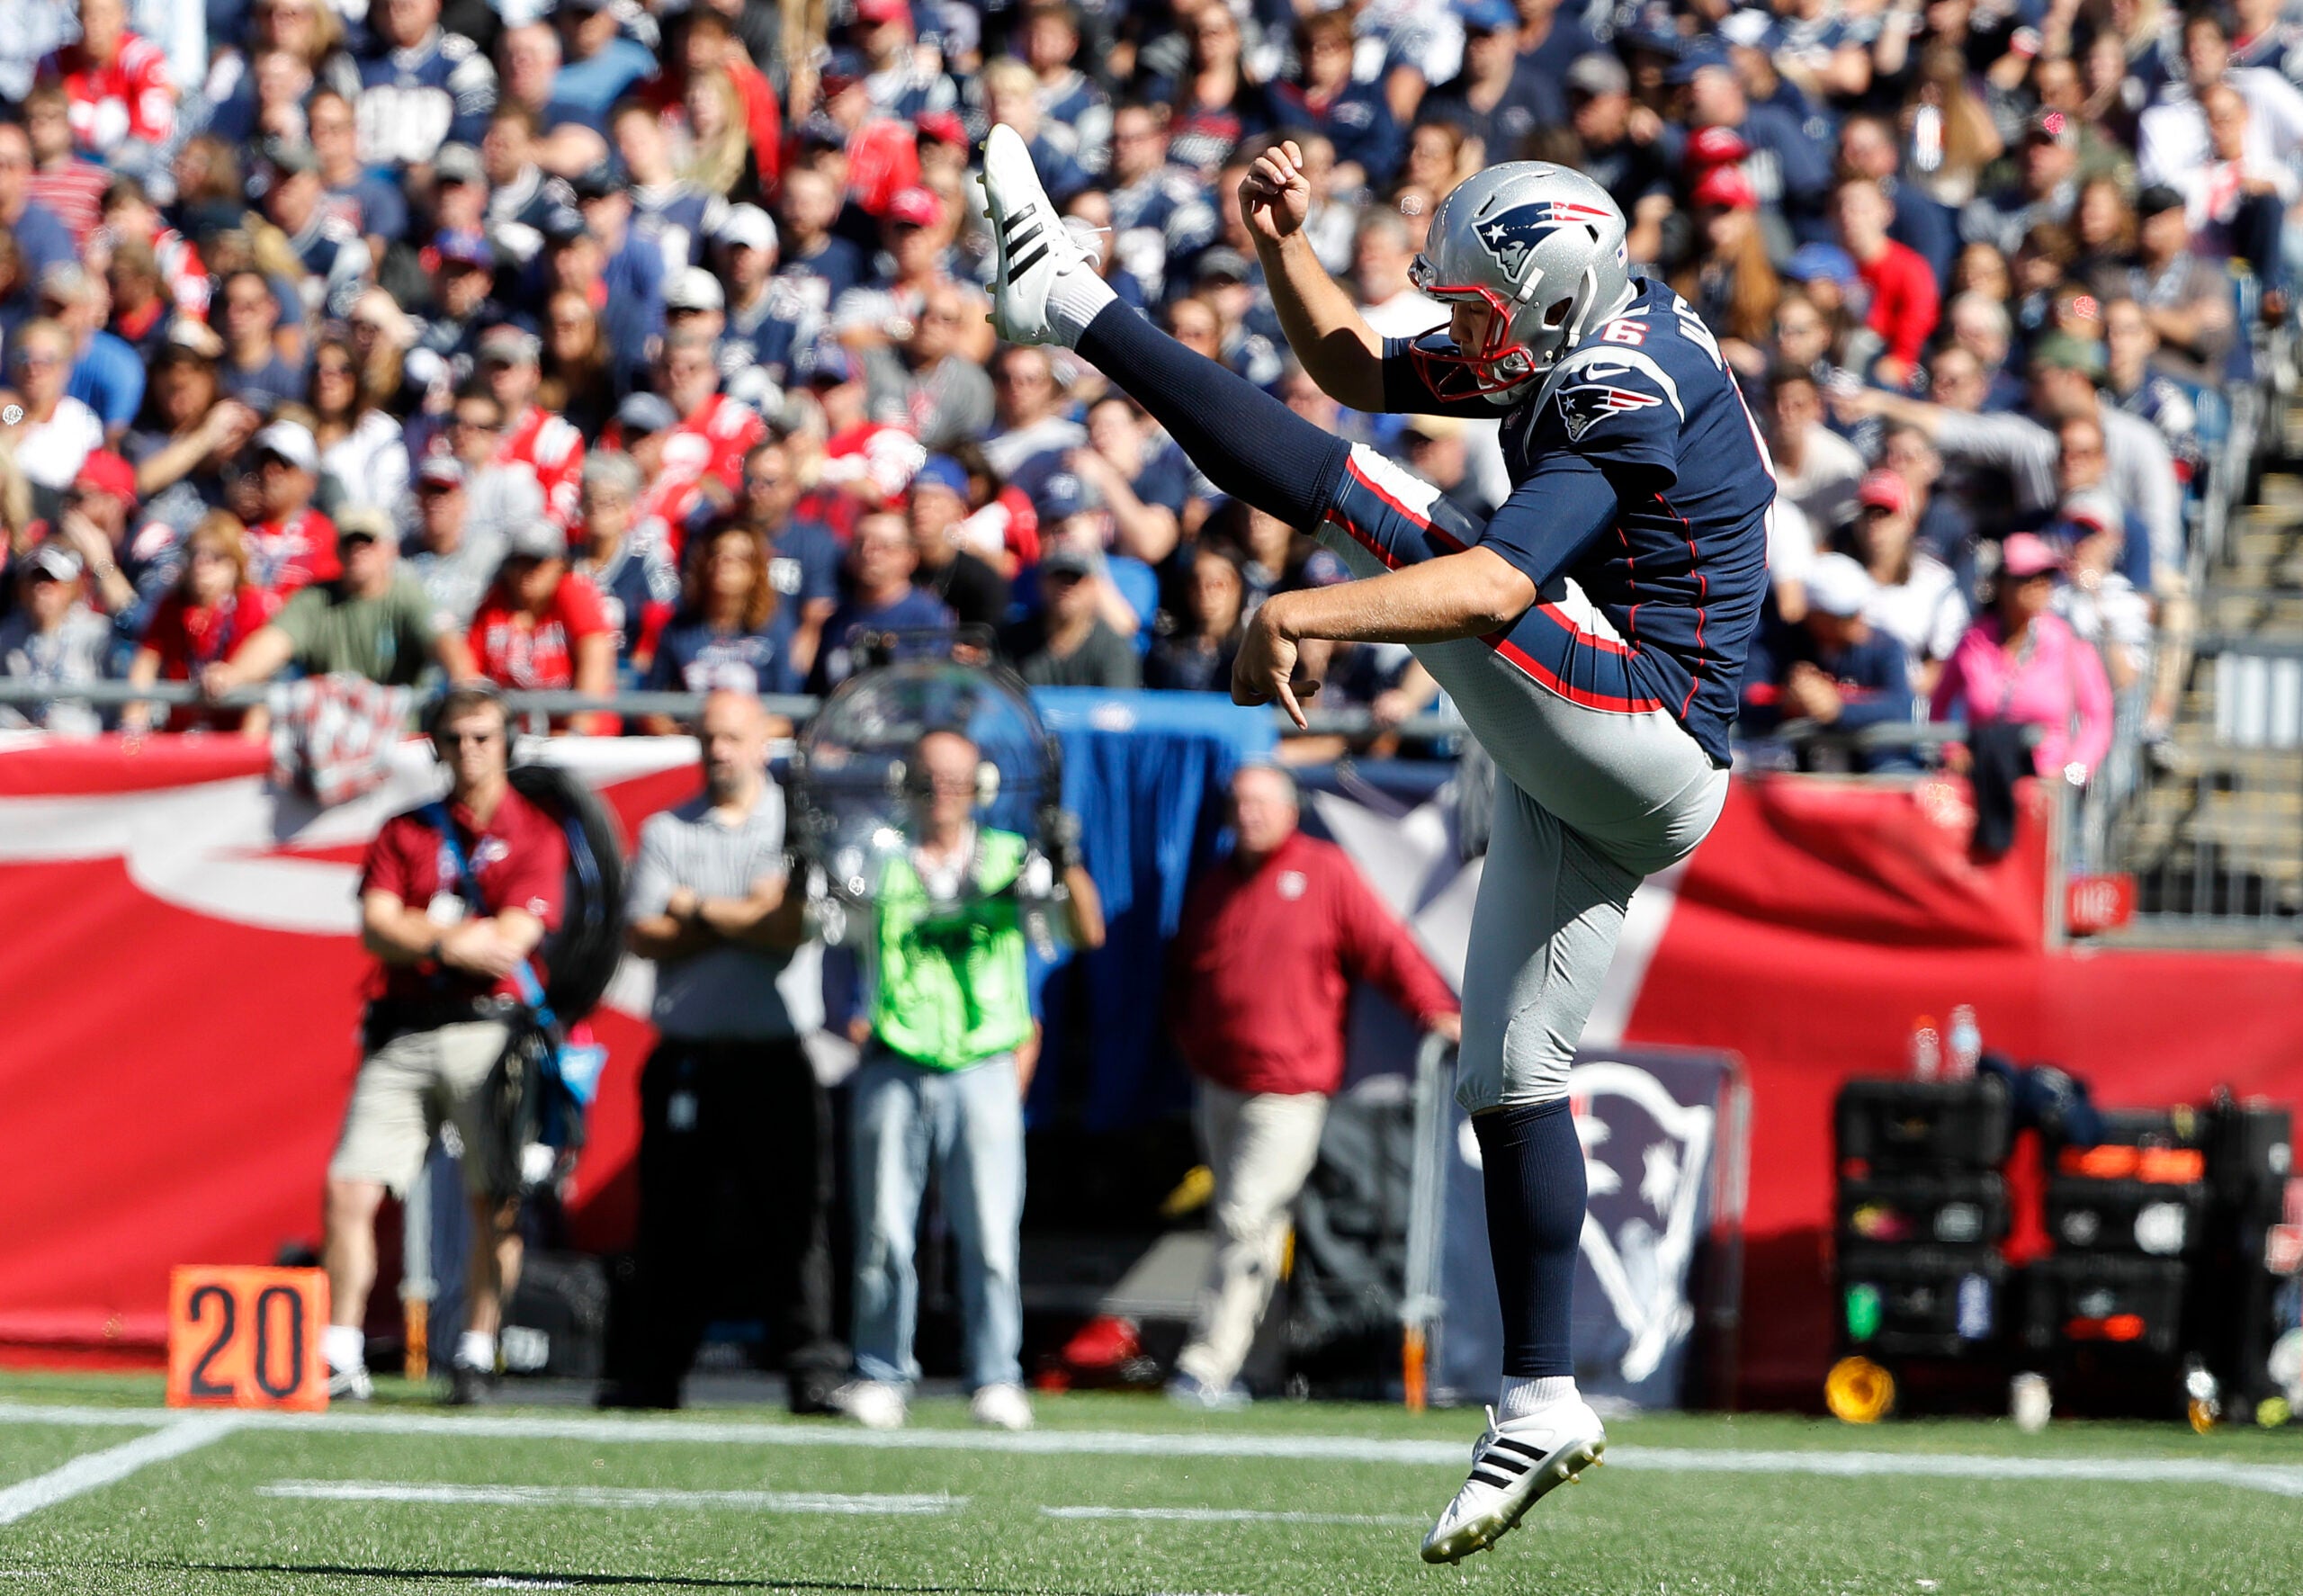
[1075,303,1352,531]
[1474,1099,1586,1379]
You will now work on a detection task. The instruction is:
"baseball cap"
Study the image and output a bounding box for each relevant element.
[27,542,84,583]
[1805,551,1874,619]
[479,324,542,365]
[417,454,467,489]
[855,0,910,22]
[796,339,856,387]
[914,110,968,148]
[911,454,970,498]
[336,505,392,544]
[433,229,495,270]
[1195,246,1254,284]
[1039,542,1097,579]
[2028,330,2107,378]
[2136,183,2185,219]
[73,452,138,503]
[2058,489,2122,539]
[1785,242,1860,287]
[817,51,867,99]
[614,390,679,435]
[2000,531,2066,578]
[1689,165,1759,211]
[1717,8,1780,50]
[253,420,318,473]
[1857,470,1911,516]
[1454,0,1516,33]
[1035,471,1098,523]
[540,205,588,246]
[162,318,225,361]
[1616,0,1683,57]
[716,202,777,253]
[1564,52,1630,98]
[434,143,485,187]
[1664,37,1731,85]
[886,185,943,229]
[569,162,623,202]
[505,519,569,560]
[1684,125,1751,170]
[666,266,726,313]
[2024,109,2076,148]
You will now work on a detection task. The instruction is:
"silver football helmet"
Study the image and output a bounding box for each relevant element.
[1410,163,1635,402]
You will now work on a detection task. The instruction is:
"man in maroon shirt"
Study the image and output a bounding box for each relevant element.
[1165,764,1459,1405]
[322,685,568,1405]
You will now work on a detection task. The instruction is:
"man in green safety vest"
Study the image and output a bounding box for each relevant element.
[827,727,1102,1434]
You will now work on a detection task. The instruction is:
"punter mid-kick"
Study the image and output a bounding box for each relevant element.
[978,125,1774,1560]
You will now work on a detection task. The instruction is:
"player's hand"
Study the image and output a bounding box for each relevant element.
[1240,139,1312,247]
[1232,598,1320,729]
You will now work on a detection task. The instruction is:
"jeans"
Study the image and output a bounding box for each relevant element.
[849,1045,1026,1392]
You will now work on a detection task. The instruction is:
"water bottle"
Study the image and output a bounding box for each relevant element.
[1947,1005,1982,1082]
[1910,1016,1941,1082]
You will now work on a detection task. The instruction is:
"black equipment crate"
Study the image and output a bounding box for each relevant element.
[2021,1254,2186,1359]
[2045,1177,2207,1257]
[2207,1100,2294,1223]
[1837,1245,2009,1358]
[1839,1170,2009,1247]
[2052,1108,2208,1181]
[1836,1077,2012,1173]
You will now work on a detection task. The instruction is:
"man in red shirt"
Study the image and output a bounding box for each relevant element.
[467,519,618,732]
[479,326,587,532]
[1833,177,1940,390]
[244,421,341,594]
[659,330,766,507]
[324,684,568,1404]
[39,0,176,161]
[1166,764,1459,1405]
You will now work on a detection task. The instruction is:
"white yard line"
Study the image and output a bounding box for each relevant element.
[0,1414,239,1528]
[1043,1506,1424,1525]
[258,1480,958,1515]
[4,1403,2303,1500]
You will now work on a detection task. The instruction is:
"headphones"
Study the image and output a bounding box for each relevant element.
[425,681,512,753]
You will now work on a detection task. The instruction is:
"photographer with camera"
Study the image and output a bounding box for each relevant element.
[321,684,567,1405]
[830,727,1103,1433]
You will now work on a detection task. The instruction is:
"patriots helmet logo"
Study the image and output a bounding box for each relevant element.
[1556,377,1662,441]
[1473,199,1617,281]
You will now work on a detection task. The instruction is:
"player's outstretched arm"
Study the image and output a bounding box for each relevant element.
[1241,139,1387,412]
[1232,549,1537,727]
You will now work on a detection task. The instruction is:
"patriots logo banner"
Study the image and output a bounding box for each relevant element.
[1556,378,1662,441]
[1474,199,1617,280]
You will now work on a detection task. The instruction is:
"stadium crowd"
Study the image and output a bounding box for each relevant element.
[0,0,2281,784]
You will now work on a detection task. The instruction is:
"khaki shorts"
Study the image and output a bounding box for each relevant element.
[327,1021,511,1197]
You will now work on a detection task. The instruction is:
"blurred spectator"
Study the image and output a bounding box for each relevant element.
[445,387,550,551]
[214,268,303,414]
[1676,164,1778,363]
[1837,112,1958,291]
[479,326,586,533]
[1766,364,1863,534]
[1832,178,1939,390]
[537,291,614,439]
[203,506,470,697]
[406,456,502,636]
[127,326,255,510]
[714,204,816,399]
[808,510,954,694]
[833,727,1102,1433]
[571,451,676,687]
[2102,296,2204,478]
[1963,111,2081,256]
[614,688,838,1413]
[48,446,159,649]
[906,456,1009,632]
[467,517,617,730]
[2097,184,2237,387]
[307,88,407,265]
[776,166,866,316]
[1423,2,1561,166]
[1845,471,1967,699]
[1931,533,2113,784]
[1147,2,1264,179]
[1676,39,1833,245]
[43,263,142,447]
[354,0,497,173]
[1270,10,1403,193]
[123,511,280,736]
[646,523,797,713]
[859,278,994,453]
[1020,0,1111,180]
[737,439,841,676]
[1068,396,1188,567]
[9,318,102,492]
[39,0,176,168]
[1010,544,1141,689]
[0,543,108,735]
[1740,552,1916,769]
[0,120,74,287]
[244,419,339,595]
[309,336,408,516]
[1395,413,1498,525]
[1147,542,1247,693]
[1165,763,1456,1405]
[1107,100,1219,294]
[984,345,1086,483]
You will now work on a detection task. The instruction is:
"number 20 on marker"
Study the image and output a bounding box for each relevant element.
[166,1266,331,1411]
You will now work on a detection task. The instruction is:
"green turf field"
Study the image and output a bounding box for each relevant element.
[0,1371,2296,1594]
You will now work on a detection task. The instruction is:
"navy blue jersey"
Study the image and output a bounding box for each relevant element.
[1380,279,1776,766]
[354,30,497,168]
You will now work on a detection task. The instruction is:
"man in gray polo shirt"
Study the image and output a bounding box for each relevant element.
[608,688,845,1412]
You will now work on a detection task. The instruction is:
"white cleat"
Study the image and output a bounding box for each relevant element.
[1420,1399,1607,1565]
[981,123,1092,346]
[968,1381,1035,1431]
[828,1378,908,1430]
[326,1364,373,1403]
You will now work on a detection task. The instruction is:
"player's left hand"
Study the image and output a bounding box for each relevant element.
[1233,600,1320,729]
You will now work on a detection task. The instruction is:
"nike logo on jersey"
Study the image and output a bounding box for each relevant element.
[1555,379,1662,441]
[1474,199,1617,279]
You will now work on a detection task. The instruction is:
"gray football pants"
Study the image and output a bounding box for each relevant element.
[1315,446,1729,1113]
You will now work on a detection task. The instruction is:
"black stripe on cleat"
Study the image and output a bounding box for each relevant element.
[1009,243,1049,278]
